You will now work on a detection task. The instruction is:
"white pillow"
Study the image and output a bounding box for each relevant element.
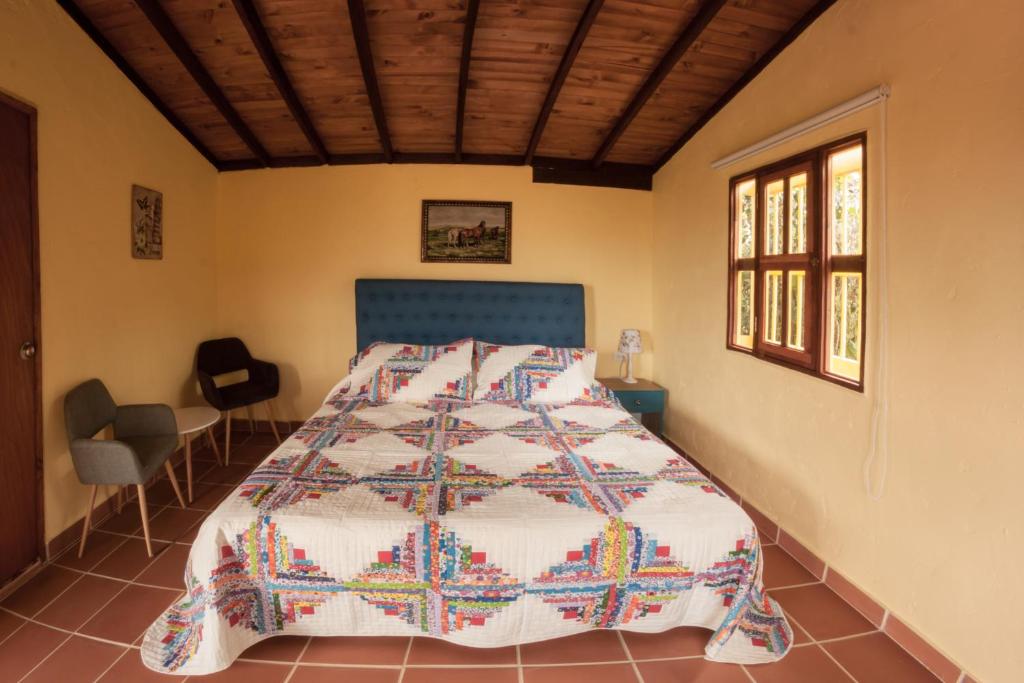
[334,338,473,402]
[473,341,597,403]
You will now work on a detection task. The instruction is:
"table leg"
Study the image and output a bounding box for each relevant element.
[207,426,223,466]
[185,434,193,503]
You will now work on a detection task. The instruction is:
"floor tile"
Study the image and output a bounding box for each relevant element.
[521,630,627,665]
[407,637,516,665]
[144,477,183,507]
[241,635,309,662]
[91,537,170,581]
[777,530,826,579]
[96,649,169,682]
[97,504,145,536]
[637,658,748,683]
[197,660,292,682]
[301,636,410,665]
[524,663,638,683]
[824,570,886,628]
[134,543,191,589]
[201,463,257,486]
[147,507,206,542]
[34,575,125,630]
[407,667,519,683]
[1,565,79,617]
[884,616,960,682]
[290,666,400,683]
[79,584,180,643]
[825,632,940,683]
[621,627,710,660]
[762,544,818,589]
[54,530,126,572]
[771,584,875,641]
[0,609,26,643]
[784,609,812,645]
[746,645,853,683]
[22,635,126,683]
[187,482,234,511]
[0,622,68,681]
[227,443,276,465]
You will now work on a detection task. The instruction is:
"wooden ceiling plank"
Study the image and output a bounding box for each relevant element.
[347,0,393,162]
[654,0,838,170]
[590,0,728,168]
[523,0,605,166]
[56,0,220,167]
[455,0,481,162]
[133,0,271,166]
[230,0,329,163]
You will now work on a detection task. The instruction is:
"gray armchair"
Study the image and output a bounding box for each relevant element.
[64,379,186,558]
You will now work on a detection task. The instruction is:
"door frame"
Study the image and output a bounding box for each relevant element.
[0,90,43,568]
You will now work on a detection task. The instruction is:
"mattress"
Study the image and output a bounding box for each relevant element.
[141,386,792,674]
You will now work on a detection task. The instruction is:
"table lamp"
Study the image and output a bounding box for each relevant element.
[618,329,642,384]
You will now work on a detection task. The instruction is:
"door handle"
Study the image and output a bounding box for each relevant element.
[19,341,36,360]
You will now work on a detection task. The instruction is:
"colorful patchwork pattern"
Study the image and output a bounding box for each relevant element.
[237,450,356,512]
[359,454,512,516]
[528,519,694,627]
[657,458,722,495]
[345,521,524,635]
[209,517,345,634]
[341,340,473,401]
[156,567,207,671]
[474,343,597,403]
[516,453,654,515]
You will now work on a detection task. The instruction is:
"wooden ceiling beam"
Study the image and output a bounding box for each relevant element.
[523,0,604,166]
[347,0,393,162]
[590,0,727,168]
[56,0,220,167]
[454,0,481,163]
[654,0,839,170]
[231,0,329,164]
[133,0,271,166]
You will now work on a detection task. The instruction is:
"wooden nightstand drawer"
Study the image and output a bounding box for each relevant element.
[620,390,664,414]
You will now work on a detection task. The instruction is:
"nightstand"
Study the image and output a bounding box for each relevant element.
[599,377,666,436]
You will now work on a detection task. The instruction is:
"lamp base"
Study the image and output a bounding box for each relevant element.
[622,377,638,384]
[622,353,637,383]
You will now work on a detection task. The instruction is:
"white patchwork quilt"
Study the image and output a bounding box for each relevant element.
[141,389,793,674]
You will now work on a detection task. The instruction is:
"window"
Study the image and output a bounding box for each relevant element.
[727,134,866,389]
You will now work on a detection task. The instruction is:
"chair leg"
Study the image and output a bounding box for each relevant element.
[116,486,123,515]
[245,405,256,435]
[78,485,98,558]
[225,411,232,466]
[207,426,223,466]
[164,460,187,508]
[265,400,282,444]
[137,485,153,558]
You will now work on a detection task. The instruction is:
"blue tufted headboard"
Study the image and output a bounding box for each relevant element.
[355,279,585,351]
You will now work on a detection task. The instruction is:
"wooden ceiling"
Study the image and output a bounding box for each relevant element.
[59,0,835,188]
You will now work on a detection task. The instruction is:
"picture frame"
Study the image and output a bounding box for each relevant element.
[131,184,163,260]
[421,199,511,264]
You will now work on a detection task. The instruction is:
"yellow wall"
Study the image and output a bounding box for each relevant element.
[0,2,219,541]
[216,164,653,419]
[651,1,1023,681]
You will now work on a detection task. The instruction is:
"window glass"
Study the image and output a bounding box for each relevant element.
[764,270,783,345]
[764,180,785,255]
[829,146,863,256]
[789,173,807,253]
[829,273,862,380]
[735,270,754,349]
[787,271,806,350]
[736,179,756,259]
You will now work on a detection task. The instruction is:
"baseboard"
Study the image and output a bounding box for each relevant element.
[662,435,973,683]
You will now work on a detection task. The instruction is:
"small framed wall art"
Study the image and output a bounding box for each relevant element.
[421,199,511,264]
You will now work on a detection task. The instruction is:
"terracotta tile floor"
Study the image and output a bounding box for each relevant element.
[0,432,943,682]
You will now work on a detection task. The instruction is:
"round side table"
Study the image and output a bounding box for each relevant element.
[173,406,222,503]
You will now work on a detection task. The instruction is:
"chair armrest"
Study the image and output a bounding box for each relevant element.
[114,404,177,439]
[197,370,225,410]
[250,359,280,395]
[68,438,146,485]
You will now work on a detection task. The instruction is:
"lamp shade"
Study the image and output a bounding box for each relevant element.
[618,329,642,354]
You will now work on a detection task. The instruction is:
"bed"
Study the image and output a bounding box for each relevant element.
[142,279,792,675]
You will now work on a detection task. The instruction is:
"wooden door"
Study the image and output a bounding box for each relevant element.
[0,93,41,584]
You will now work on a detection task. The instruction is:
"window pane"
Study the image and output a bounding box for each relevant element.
[764,180,784,255]
[788,173,807,253]
[829,146,863,256]
[764,270,783,345]
[787,270,805,350]
[829,272,862,380]
[734,270,754,349]
[736,179,755,259]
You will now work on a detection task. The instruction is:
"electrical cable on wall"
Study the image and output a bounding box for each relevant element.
[864,90,891,501]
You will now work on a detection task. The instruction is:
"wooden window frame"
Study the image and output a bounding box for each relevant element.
[727,132,867,391]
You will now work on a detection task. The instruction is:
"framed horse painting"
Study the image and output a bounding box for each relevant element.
[421,199,512,264]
